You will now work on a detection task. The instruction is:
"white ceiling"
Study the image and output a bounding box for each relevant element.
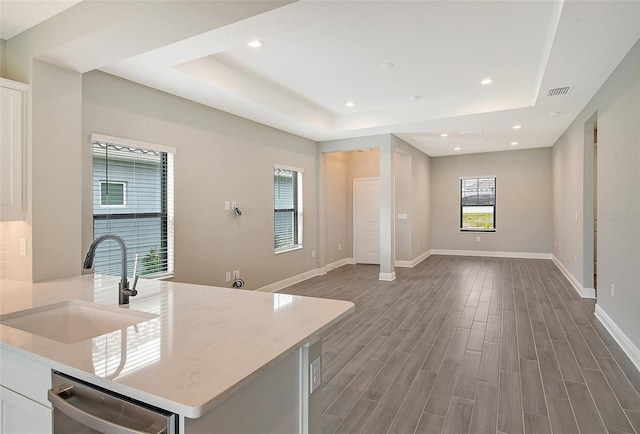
[4,1,640,156]
[0,0,81,39]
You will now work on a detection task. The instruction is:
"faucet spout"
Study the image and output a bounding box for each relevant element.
[83,234,136,305]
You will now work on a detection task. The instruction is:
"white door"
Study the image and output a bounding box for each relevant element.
[354,178,380,264]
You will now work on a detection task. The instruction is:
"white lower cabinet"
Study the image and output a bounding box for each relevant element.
[0,386,52,434]
[0,349,52,434]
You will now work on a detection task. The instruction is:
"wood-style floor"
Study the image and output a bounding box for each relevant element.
[280,255,640,434]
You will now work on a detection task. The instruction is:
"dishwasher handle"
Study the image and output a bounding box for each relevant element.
[48,385,166,434]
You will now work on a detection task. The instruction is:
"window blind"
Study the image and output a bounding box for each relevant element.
[92,138,174,278]
[274,166,303,252]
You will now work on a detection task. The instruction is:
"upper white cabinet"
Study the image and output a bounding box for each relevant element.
[0,78,28,221]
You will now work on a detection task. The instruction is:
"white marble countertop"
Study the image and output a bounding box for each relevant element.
[0,275,354,418]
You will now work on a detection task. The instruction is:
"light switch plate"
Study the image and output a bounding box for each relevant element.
[310,357,321,394]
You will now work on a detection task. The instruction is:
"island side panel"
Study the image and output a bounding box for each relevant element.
[307,339,322,434]
[184,343,318,433]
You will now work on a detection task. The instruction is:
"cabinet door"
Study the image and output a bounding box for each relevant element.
[0,86,24,221]
[0,386,52,434]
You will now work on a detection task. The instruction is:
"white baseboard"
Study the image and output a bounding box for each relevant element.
[431,249,552,260]
[595,304,640,372]
[412,249,432,266]
[258,258,354,293]
[258,268,321,293]
[321,257,355,274]
[395,250,432,268]
[552,255,596,299]
[379,272,396,281]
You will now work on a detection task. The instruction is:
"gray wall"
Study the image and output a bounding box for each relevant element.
[430,148,553,254]
[323,152,348,265]
[0,39,6,77]
[553,39,640,350]
[31,60,83,281]
[394,152,412,261]
[82,71,318,289]
[392,135,431,260]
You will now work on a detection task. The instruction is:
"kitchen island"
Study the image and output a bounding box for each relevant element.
[0,275,354,433]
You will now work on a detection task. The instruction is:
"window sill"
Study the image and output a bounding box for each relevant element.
[275,245,303,255]
[149,274,174,281]
[460,229,496,233]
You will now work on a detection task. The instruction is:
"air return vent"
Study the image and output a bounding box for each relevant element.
[548,86,571,96]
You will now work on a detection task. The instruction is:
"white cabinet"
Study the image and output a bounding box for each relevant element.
[0,78,28,221]
[0,349,52,434]
[0,386,51,434]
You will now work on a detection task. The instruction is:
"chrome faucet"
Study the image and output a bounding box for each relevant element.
[83,234,138,305]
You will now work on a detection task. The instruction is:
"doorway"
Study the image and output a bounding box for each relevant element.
[354,178,380,264]
[593,127,598,290]
[583,114,597,297]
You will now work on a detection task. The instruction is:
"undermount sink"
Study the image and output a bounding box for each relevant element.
[0,300,158,344]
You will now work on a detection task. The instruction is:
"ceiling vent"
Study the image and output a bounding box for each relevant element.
[548,86,571,96]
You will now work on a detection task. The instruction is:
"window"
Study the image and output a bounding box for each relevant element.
[92,134,174,278]
[274,165,303,253]
[100,181,126,207]
[460,177,496,231]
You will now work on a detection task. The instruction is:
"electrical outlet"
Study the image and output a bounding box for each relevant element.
[476,236,480,242]
[574,255,577,265]
[233,269,240,279]
[232,201,237,210]
[574,212,578,222]
[312,250,315,258]
[310,357,321,394]
[338,243,341,250]
[611,283,615,298]
[225,271,231,282]
[19,238,27,257]
[224,201,230,211]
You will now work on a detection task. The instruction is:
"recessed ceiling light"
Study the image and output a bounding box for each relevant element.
[380,62,395,69]
[410,95,422,102]
[549,111,560,117]
[440,133,449,137]
[345,101,355,107]
[511,141,519,146]
[481,78,493,85]
[512,125,522,129]
[454,147,461,151]
[247,39,263,48]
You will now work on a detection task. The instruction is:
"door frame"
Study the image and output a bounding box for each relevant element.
[353,177,381,264]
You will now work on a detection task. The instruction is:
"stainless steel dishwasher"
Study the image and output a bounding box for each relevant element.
[48,372,177,433]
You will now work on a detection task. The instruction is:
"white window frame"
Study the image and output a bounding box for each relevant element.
[460,175,497,232]
[99,180,127,208]
[274,164,304,254]
[90,133,175,278]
